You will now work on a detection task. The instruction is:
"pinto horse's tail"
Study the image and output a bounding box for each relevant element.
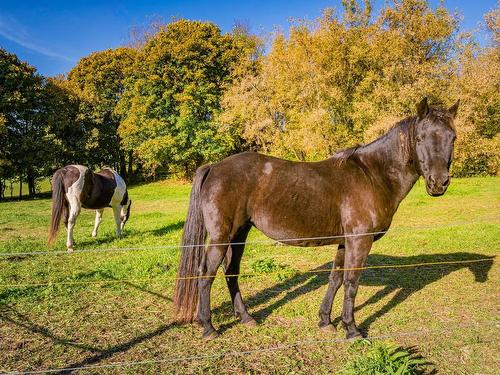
[173,165,211,323]
[48,171,67,246]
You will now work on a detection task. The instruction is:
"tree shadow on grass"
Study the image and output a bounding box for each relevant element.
[74,220,185,249]
[0,276,177,374]
[0,306,102,353]
[2,252,493,373]
[215,252,494,335]
[52,322,179,374]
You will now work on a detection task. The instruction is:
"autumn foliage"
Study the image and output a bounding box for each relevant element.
[0,0,498,197]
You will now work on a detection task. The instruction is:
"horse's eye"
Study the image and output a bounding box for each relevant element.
[416,135,422,142]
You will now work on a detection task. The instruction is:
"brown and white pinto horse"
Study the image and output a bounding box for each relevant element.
[48,165,131,252]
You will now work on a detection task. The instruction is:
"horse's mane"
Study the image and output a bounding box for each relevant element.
[332,144,363,167]
[331,107,454,167]
[332,116,416,166]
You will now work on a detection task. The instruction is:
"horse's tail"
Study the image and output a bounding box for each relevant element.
[173,165,211,323]
[48,171,66,246]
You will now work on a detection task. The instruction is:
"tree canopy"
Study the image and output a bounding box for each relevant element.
[0,0,498,199]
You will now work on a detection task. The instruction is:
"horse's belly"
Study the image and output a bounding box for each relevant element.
[251,212,343,247]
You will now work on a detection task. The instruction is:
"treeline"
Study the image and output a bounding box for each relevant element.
[0,0,498,199]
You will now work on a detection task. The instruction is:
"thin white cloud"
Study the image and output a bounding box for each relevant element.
[0,15,75,62]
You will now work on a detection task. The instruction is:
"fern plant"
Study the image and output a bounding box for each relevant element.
[340,340,429,375]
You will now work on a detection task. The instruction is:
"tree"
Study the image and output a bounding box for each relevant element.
[117,19,260,178]
[67,47,137,176]
[219,0,460,161]
[42,76,89,168]
[0,48,49,197]
[450,5,499,176]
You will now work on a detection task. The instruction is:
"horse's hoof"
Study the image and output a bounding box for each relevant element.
[203,330,220,340]
[67,247,74,253]
[242,318,258,327]
[346,331,363,340]
[319,323,337,333]
[91,233,97,238]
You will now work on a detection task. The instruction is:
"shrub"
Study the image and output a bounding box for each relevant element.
[451,125,499,177]
[340,340,429,375]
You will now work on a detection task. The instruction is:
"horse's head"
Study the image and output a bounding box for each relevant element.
[120,196,132,231]
[413,98,459,196]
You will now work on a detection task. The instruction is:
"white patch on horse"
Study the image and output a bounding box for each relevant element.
[263,162,273,175]
[67,165,88,199]
[65,165,87,252]
[108,168,128,236]
[109,169,127,206]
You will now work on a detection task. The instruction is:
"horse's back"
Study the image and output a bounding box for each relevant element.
[53,165,88,191]
[200,152,367,243]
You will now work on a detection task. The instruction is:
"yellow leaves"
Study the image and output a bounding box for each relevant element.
[0,114,6,133]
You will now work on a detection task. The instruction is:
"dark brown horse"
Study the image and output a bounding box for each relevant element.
[173,98,459,339]
[48,165,132,252]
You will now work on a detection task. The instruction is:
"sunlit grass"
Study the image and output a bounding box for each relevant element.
[0,176,498,374]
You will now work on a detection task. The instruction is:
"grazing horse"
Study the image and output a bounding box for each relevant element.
[173,98,459,339]
[48,166,132,252]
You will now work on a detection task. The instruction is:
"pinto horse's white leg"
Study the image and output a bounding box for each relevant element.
[112,205,122,237]
[66,194,81,252]
[92,209,104,238]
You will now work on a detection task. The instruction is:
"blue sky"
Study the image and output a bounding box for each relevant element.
[0,0,497,77]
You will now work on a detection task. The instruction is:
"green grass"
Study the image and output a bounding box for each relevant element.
[0,177,498,374]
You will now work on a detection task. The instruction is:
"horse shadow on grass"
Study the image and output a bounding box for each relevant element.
[214,251,494,335]
[3,252,493,373]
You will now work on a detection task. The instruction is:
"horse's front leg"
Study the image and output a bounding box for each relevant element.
[342,235,373,339]
[112,205,122,237]
[318,244,345,331]
[92,209,104,238]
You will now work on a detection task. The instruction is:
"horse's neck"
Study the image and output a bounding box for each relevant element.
[356,121,420,205]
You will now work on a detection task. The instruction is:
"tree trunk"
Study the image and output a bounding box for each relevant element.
[127,150,133,178]
[119,151,127,179]
[19,177,22,198]
[0,179,3,201]
[27,172,35,198]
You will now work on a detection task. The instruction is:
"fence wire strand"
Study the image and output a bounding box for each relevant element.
[0,218,498,258]
[3,320,498,375]
[0,257,495,289]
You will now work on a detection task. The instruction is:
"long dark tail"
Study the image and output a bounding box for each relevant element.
[173,165,211,323]
[48,171,66,245]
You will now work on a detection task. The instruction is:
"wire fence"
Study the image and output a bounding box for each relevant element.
[0,257,494,289]
[0,217,498,258]
[0,218,497,373]
[3,319,498,375]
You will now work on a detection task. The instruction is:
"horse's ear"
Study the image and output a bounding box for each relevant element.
[417,97,429,119]
[448,99,460,119]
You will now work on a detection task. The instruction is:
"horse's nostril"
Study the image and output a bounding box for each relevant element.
[428,175,436,185]
[443,177,450,187]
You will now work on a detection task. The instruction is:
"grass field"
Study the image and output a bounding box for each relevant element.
[0,177,499,374]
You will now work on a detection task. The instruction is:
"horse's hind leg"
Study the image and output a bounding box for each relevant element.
[318,245,345,332]
[63,201,69,229]
[224,226,256,326]
[198,238,229,339]
[66,195,81,252]
[92,209,104,238]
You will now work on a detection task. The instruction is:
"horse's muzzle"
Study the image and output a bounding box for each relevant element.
[426,175,450,196]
